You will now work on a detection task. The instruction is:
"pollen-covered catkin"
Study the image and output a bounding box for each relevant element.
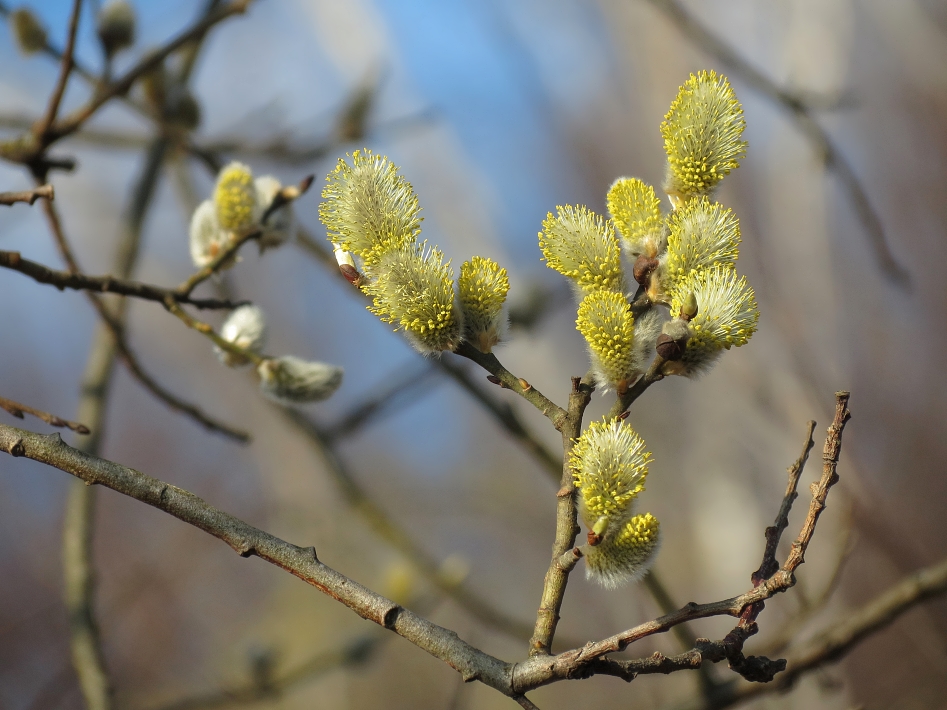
[539,205,625,295]
[458,256,509,353]
[585,513,661,588]
[661,70,746,206]
[365,243,462,355]
[575,290,637,392]
[320,149,421,270]
[659,197,741,300]
[666,265,759,377]
[572,418,651,533]
[607,177,666,258]
[214,162,259,234]
[257,356,343,404]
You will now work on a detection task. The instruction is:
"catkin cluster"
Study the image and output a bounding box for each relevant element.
[319,149,509,355]
[317,71,760,588]
[572,419,660,587]
[187,165,342,405]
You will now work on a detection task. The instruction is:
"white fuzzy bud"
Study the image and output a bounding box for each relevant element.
[214,305,267,367]
[255,175,296,250]
[257,356,343,404]
[189,199,224,268]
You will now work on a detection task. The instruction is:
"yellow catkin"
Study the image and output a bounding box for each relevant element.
[661,71,746,205]
[458,256,509,353]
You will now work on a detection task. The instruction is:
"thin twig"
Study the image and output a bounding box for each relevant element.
[0,250,245,309]
[0,184,54,205]
[323,361,439,441]
[645,0,910,287]
[453,341,568,431]
[42,1,251,147]
[0,395,90,434]
[677,555,947,710]
[33,0,82,141]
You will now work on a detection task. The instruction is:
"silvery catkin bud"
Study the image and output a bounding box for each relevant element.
[188,199,224,268]
[257,356,343,404]
[214,305,267,368]
[96,0,135,59]
[254,175,296,249]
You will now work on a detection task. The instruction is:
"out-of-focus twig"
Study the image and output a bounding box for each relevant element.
[33,0,82,141]
[276,406,543,643]
[644,0,911,286]
[0,184,54,205]
[0,395,90,434]
[0,250,245,309]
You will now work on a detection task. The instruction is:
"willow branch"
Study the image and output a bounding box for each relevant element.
[527,373,594,656]
[0,395,89,434]
[0,184,54,205]
[607,354,665,419]
[645,0,910,286]
[678,555,947,710]
[44,1,251,146]
[0,423,519,699]
[453,341,568,430]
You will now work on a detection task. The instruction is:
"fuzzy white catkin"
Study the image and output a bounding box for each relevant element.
[255,175,296,249]
[189,199,222,268]
[257,356,343,404]
[214,305,267,367]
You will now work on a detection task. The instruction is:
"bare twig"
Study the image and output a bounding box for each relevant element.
[0,395,90,434]
[40,1,251,148]
[453,341,568,431]
[323,361,439,441]
[0,250,244,310]
[752,421,817,585]
[0,184,54,205]
[33,0,82,141]
[645,0,910,287]
[678,555,947,710]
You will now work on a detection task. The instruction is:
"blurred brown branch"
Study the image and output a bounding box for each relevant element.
[0,394,89,434]
[0,250,245,310]
[645,0,911,286]
[0,183,54,206]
